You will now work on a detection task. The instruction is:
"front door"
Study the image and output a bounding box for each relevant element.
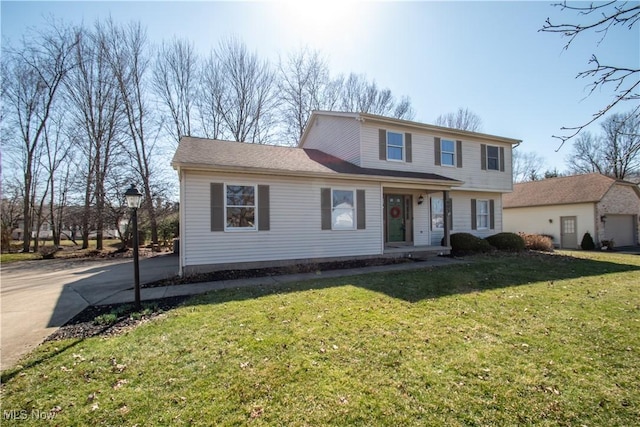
[386,194,406,243]
[560,216,578,249]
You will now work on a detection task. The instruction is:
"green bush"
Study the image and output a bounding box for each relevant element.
[485,232,525,252]
[519,233,554,252]
[449,233,494,255]
[581,232,596,250]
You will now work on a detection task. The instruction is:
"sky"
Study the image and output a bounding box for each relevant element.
[1,0,639,173]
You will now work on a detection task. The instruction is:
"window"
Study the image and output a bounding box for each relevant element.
[431,197,444,229]
[476,200,489,229]
[487,146,499,170]
[332,189,355,230]
[387,131,404,161]
[481,144,504,171]
[441,139,455,166]
[225,184,256,230]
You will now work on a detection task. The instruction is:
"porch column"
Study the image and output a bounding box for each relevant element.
[443,190,451,247]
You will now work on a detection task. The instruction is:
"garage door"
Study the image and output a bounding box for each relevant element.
[606,215,635,247]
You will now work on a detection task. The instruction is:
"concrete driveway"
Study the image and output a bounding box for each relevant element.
[1,254,178,371]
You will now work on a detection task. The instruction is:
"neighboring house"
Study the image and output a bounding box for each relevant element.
[172,111,521,275]
[503,173,640,249]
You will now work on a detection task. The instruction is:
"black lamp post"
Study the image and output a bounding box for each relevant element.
[125,184,143,310]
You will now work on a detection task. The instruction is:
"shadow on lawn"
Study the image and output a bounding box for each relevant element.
[183,251,640,305]
[3,252,638,383]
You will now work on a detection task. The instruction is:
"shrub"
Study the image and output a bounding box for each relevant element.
[485,232,525,252]
[580,232,595,250]
[449,233,494,255]
[519,233,554,252]
[601,239,615,251]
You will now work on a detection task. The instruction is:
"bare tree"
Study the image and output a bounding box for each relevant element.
[207,37,278,143]
[103,19,160,245]
[541,1,640,146]
[435,107,483,132]
[512,149,547,182]
[567,111,639,179]
[65,23,124,249]
[1,22,79,252]
[198,52,226,140]
[337,73,414,120]
[152,37,198,145]
[277,47,331,144]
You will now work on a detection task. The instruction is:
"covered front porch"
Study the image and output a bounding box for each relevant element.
[381,184,453,252]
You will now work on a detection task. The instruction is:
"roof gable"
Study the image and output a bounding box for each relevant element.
[503,174,627,208]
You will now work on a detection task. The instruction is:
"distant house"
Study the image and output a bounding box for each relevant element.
[172,111,521,275]
[503,173,640,248]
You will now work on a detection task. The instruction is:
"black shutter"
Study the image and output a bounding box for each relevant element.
[321,188,331,230]
[405,133,412,163]
[490,199,495,230]
[456,140,463,168]
[471,199,477,230]
[499,147,505,172]
[435,137,441,166]
[211,183,224,232]
[379,129,386,160]
[258,185,270,231]
[481,144,487,170]
[356,189,366,229]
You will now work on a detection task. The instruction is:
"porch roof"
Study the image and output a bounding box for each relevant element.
[173,137,463,187]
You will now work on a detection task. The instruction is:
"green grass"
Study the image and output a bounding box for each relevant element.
[1,239,123,263]
[2,251,639,425]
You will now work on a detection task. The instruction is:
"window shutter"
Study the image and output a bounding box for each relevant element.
[434,137,441,166]
[489,199,495,230]
[321,188,331,230]
[471,199,477,230]
[456,140,463,168]
[258,185,270,231]
[499,147,505,172]
[481,144,487,170]
[356,189,366,229]
[210,183,224,232]
[379,129,386,160]
[405,133,412,163]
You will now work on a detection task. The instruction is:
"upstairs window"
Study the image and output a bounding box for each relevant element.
[481,144,505,171]
[441,139,455,166]
[387,131,404,161]
[487,146,499,170]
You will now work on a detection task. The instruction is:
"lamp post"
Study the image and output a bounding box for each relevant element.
[125,184,143,310]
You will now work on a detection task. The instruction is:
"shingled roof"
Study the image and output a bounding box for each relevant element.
[172,137,462,185]
[503,173,631,208]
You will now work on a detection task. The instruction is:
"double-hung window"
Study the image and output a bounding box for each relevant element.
[225,184,256,230]
[332,189,355,230]
[387,131,404,161]
[476,200,489,229]
[487,146,500,170]
[441,139,455,166]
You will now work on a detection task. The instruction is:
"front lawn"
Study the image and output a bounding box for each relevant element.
[2,251,639,425]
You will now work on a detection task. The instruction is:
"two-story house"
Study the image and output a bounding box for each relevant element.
[171,111,521,275]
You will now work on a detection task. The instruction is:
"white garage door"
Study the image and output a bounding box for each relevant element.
[606,215,635,247]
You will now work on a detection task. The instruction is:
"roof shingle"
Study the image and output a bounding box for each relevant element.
[503,174,618,208]
[172,137,460,184]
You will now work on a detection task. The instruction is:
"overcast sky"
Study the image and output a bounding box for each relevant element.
[2,0,638,173]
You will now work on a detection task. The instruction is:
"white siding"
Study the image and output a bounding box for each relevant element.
[181,170,382,271]
[302,115,361,165]
[503,203,596,247]
[360,123,513,192]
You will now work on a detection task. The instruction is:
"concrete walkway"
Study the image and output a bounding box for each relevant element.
[1,254,460,371]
